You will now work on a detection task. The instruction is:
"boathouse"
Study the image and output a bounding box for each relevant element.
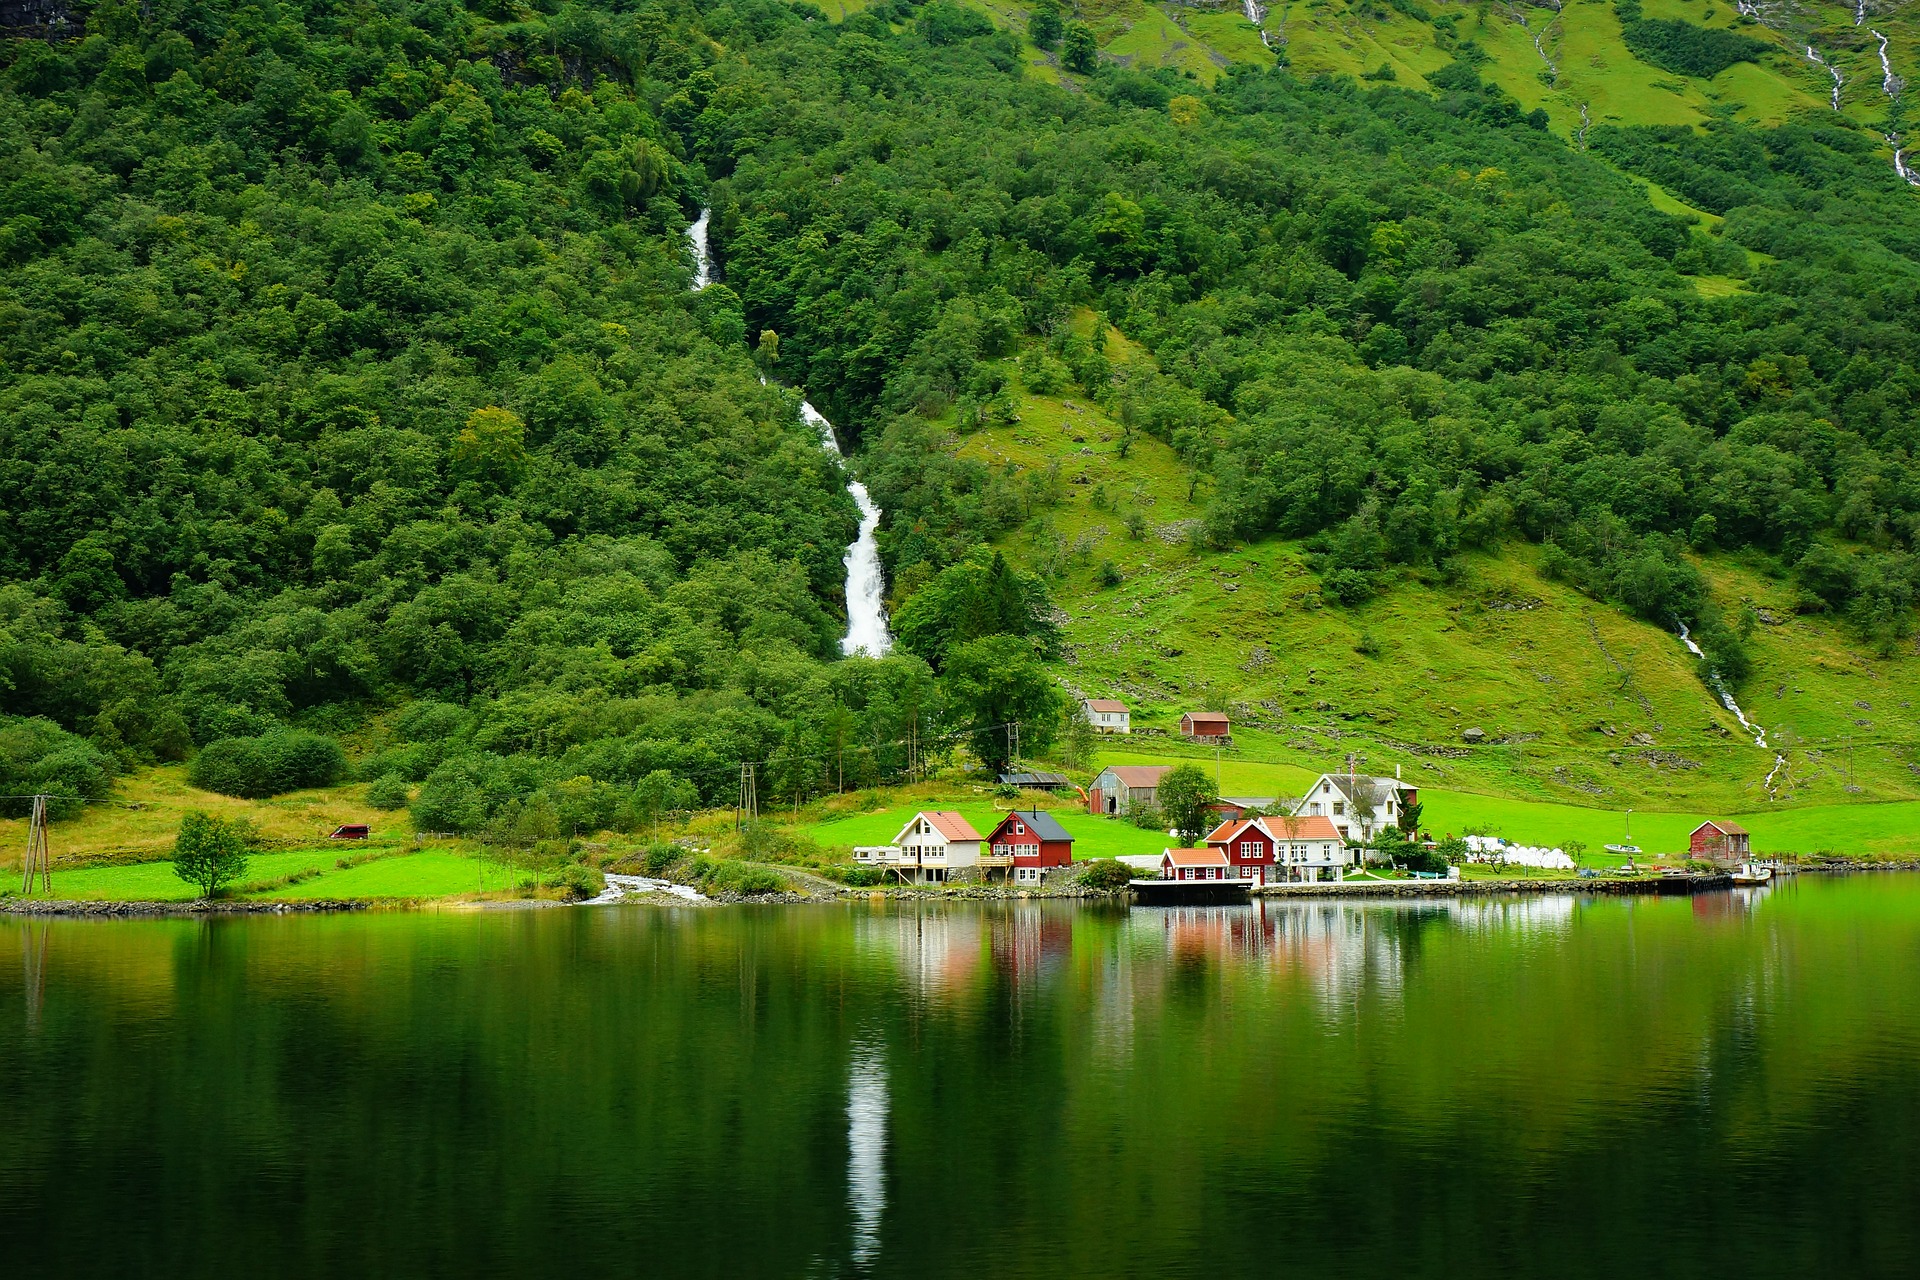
[1689,820,1751,861]
[986,810,1075,884]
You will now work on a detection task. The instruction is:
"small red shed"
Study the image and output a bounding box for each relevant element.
[1689,820,1751,861]
[1180,711,1231,743]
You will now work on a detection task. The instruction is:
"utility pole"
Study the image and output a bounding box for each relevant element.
[736,763,758,830]
[20,794,50,896]
[1008,721,1020,774]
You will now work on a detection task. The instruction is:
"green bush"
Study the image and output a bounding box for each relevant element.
[641,842,680,876]
[0,716,117,820]
[366,773,412,810]
[834,864,888,887]
[1128,800,1165,831]
[556,862,606,900]
[1077,859,1135,891]
[189,730,347,799]
[699,859,787,896]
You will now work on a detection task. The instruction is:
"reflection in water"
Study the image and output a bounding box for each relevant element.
[846,1041,888,1269]
[4,881,1920,1279]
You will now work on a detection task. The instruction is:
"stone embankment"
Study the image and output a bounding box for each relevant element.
[2,898,366,917]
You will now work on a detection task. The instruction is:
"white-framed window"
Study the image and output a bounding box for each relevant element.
[1015,823,1025,834]
[1243,841,1265,857]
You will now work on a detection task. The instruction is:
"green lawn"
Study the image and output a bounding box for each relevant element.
[271,852,507,899]
[21,848,503,903]
[26,851,348,902]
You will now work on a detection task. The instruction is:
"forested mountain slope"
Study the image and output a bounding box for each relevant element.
[1,0,1916,832]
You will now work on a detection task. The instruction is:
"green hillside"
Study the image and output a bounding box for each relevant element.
[3,0,1918,875]
[954,355,1920,812]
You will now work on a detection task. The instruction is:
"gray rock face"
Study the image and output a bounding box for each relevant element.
[1461,727,1486,743]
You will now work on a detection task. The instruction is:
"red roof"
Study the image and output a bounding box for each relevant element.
[1266,816,1343,841]
[1085,699,1128,713]
[1162,847,1229,867]
[913,811,984,842]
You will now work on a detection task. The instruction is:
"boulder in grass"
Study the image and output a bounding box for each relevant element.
[1461,727,1486,744]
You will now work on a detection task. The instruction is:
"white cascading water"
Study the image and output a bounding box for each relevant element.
[1242,0,1272,48]
[1867,32,1920,188]
[1805,45,1843,110]
[846,1042,889,1268]
[686,210,893,658]
[1856,0,1868,24]
[687,207,715,289]
[1873,29,1898,96]
[1676,622,1766,747]
[1677,622,1787,798]
[585,874,710,904]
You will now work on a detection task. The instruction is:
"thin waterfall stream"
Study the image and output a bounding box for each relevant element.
[685,209,892,657]
[1677,621,1787,796]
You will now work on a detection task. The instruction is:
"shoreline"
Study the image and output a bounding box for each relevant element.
[5,863,1916,917]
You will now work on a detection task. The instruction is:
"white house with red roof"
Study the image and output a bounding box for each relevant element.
[853,811,986,884]
[1081,698,1131,734]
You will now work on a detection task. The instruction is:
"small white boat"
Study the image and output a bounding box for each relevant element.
[1730,862,1773,886]
[1604,844,1642,855]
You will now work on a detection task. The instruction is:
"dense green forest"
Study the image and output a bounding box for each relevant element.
[2,0,1917,829]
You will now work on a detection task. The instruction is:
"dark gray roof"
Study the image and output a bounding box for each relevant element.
[1000,771,1071,789]
[1007,809,1073,842]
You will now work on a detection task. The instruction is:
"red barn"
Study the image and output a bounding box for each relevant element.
[1180,711,1231,743]
[1689,820,1751,861]
[986,810,1075,885]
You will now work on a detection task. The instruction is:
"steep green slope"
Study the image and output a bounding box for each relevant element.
[956,354,1920,811]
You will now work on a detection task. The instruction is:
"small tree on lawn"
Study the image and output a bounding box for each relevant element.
[1398,794,1423,837]
[1158,763,1219,845]
[173,811,255,898]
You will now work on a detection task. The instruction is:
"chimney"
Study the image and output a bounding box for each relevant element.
[1396,764,1401,780]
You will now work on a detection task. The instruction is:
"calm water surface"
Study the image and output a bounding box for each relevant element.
[3,876,1919,1278]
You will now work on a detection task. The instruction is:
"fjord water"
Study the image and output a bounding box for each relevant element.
[4,878,1919,1278]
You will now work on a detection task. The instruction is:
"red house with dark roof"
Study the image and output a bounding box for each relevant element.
[986,810,1076,885]
[1689,820,1751,861]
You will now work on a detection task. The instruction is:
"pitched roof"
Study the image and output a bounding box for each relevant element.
[1162,847,1230,867]
[1314,772,1411,801]
[1084,698,1128,713]
[996,809,1073,843]
[899,810,984,843]
[1267,815,1343,841]
[1219,796,1277,808]
[1101,765,1171,787]
[1695,820,1749,836]
[1183,711,1230,727]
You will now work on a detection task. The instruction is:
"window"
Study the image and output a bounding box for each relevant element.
[1015,823,1025,835]
[1243,841,1265,857]
[1333,802,1345,815]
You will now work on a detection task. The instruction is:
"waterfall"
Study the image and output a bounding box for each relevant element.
[1242,0,1273,48]
[687,208,715,290]
[1676,621,1767,748]
[1577,102,1591,150]
[846,1042,889,1268]
[1872,29,1898,97]
[801,400,893,657]
[1856,0,1867,24]
[687,209,893,657]
[1805,45,1843,110]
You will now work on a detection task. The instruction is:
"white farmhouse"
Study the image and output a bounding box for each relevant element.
[852,811,985,884]
[1290,769,1419,843]
[1081,698,1131,734]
